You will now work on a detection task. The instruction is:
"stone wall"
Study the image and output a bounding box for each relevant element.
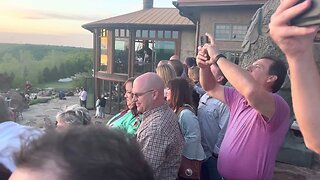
[180,29,196,61]
[199,6,258,51]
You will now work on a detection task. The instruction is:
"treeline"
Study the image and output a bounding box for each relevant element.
[0,43,93,90]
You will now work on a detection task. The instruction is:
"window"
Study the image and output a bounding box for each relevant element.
[115,29,129,38]
[164,31,171,38]
[158,30,163,38]
[214,24,247,41]
[120,29,125,37]
[172,31,179,39]
[142,30,148,38]
[222,51,241,65]
[136,30,141,38]
[113,38,129,74]
[134,30,178,40]
[100,29,108,71]
[149,30,156,38]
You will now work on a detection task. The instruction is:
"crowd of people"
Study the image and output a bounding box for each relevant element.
[1,0,320,179]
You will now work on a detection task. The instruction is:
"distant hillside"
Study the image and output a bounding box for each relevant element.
[0,43,93,89]
[0,43,91,61]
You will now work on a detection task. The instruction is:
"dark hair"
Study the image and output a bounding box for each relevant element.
[169,60,184,77]
[168,78,194,111]
[184,57,197,68]
[0,163,11,180]
[14,127,154,180]
[261,56,287,93]
[123,77,138,116]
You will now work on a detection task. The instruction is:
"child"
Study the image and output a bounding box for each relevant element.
[95,96,102,118]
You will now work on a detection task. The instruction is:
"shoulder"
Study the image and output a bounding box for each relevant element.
[273,94,289,110]
[179,108,196,118]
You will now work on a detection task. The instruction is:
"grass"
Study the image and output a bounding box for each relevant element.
[37,81,73,90]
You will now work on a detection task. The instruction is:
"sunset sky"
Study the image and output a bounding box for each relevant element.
[0,0,174,48]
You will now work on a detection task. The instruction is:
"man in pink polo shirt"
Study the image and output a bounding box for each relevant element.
[197,33,290,180]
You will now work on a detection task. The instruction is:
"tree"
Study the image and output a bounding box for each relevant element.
[58,63,67,79]
[42,67,50,82]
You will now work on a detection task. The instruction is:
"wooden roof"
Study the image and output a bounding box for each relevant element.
[83,8,195,31]
[176,0,267,6]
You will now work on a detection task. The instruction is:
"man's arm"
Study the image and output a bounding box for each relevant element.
[269,0,320,153]
[203,33,275,118]
[197,46,225,103]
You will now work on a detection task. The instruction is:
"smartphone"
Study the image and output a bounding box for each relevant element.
[291,0,320,27]
[200,35,210,60]
[200,35,209,46]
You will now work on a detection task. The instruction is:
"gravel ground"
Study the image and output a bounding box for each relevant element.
[19,96,111,128]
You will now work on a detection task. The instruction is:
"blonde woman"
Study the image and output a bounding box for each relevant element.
[56,104,91,128]
[156,63,177,99]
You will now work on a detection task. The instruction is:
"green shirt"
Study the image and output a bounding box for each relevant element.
[107,110,141,135]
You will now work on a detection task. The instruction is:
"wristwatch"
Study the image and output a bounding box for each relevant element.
[214,54,226,64]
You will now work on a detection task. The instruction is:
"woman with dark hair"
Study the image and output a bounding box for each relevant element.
[106,77,141,135]
[167,78,205,180]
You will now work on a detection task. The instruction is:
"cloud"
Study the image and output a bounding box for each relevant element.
[1,8,105,21]
[20,11,102,21]
[22,11,102,21]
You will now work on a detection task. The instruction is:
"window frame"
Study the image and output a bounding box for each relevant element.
[214,23,248,41]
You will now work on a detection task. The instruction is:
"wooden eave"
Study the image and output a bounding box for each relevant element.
[175,0,267,7]
[82,8,195,31]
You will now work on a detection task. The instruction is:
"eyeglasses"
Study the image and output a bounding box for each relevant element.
[132,89,154,98]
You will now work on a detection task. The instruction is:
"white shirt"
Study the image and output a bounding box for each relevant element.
[0,121,43,171]
[79,90,87,101]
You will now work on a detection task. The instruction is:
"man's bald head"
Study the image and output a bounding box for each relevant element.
[134,72,164,95]
[133,73,165,113]
[169,55,179,61]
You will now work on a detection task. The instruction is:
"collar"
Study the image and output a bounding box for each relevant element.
[142,103,168,119]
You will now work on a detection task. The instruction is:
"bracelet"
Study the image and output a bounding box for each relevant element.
[214,54,226,64]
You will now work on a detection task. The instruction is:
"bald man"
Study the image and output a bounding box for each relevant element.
[169,54,179,61]
[133,72,184,180]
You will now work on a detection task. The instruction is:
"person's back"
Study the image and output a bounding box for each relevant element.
[0,96,42,172]
[0,122,42,172]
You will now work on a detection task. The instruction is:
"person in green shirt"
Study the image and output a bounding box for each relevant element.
[106,77,141,135]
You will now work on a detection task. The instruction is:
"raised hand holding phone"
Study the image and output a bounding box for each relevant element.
[291,0,320,27]
[200,35,211,60]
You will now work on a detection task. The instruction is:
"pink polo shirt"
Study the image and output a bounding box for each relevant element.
[218,87,290,180]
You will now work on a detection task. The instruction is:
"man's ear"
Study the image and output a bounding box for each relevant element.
[152,90,158,100]
[267,75,278,83]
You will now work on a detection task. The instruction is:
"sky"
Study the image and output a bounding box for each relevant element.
[0,0,175,48]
